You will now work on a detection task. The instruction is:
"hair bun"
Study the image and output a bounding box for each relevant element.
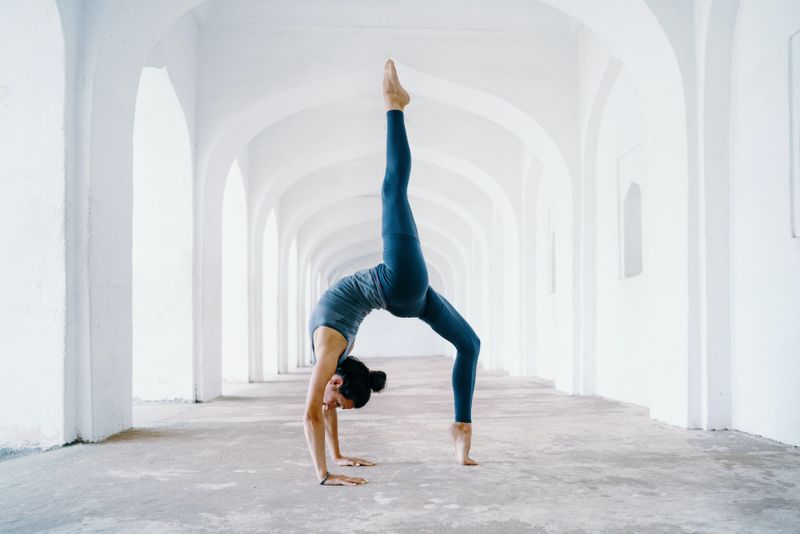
[368,370,387,392]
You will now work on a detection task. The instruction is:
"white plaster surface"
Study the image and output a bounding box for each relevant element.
[132,66,194,401]
[730,0,800,446]
[355,310,451,358]
[2,0,800,456]
[222,160,249,382]
[261,210,280,375]
[0,0,66,449]
[593,65,651,411]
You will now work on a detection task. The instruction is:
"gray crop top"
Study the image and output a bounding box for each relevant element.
[308,266,388,364]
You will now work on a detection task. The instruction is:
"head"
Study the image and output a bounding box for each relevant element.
[322,356,387,410]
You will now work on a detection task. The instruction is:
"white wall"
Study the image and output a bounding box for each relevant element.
[262,210,279,375]
[222,160,249,382]
[355,310,450,357]
[535,173,574,391]
[0,0,66,449]
[593,65,650,409]
[286,238,299,369]
[729,0,800,446]
[5,0,800,452]
[132,65,194,401]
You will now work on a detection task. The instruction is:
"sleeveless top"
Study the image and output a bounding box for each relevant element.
[308,266,388,364]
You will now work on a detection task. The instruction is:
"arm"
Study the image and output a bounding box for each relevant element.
[303,348,335,481]
[323,404,342,460]
[324,406,376,467]
[303,340,366,486]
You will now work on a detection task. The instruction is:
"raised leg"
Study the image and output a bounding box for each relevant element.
[417,286,480,465]
[381,110,417,240]
[381,59,416,241]
[378,61,428,309]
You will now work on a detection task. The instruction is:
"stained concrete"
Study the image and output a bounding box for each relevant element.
[1,356,799,533]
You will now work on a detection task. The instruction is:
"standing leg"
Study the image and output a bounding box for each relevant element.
[418,285,480,465]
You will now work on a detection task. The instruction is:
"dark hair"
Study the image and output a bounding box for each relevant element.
[337,356,387,408]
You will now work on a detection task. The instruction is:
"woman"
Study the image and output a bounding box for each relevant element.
[303,59,481,486]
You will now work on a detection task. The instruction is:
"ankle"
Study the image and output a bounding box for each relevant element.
[452,422,472,433]
[384,95,406,111]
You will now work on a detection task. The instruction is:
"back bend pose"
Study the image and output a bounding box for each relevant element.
[303,59,481,486]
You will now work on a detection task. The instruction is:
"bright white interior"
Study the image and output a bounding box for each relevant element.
[132,66,194,401]
[1,0,799,450]
[222,160,249,382]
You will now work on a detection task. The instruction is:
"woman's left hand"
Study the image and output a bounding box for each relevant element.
[335,456,375,467]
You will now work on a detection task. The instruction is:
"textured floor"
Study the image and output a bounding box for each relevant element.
[1,356,799,533]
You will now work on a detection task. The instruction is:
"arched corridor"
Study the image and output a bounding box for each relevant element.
[1,1,799,531]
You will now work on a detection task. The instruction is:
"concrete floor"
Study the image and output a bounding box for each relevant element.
[1,356,799,533]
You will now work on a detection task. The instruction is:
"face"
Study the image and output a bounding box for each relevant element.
[322,375,355,410]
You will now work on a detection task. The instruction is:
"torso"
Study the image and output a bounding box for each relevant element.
[308,266,388,364]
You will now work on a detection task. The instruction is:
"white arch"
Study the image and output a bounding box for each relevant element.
[300,242,452,368]
[262,145,519,372]
[202,63,570,210]
[694,0,741,431]
[299,203,474,288]
[573,56,623,396]
[327,254,448,297]
[301,213,474,316]
[222,160,248,382]
[538,0,691,426]
[132,66,194,401]
[309,225,466,301]
[261,210,279,376]
[272,146,491,256]
[68,0,203,441]
[74,0,692,438]
[536,171,574,388]
[204,65,560,380]
[319,241,456,299]
[254,146,493,356]
[303,223,467,366]
[286,237,300,368]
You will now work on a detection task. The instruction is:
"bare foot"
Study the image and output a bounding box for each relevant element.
[383,59,410,111]
[450,422,478,466]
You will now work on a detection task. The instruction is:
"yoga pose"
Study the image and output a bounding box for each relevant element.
[303,59,481,486]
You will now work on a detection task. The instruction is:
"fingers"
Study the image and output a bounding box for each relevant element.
[338,457,376,467]
[324,474,368,486]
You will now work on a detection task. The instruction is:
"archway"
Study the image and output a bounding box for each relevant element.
[132,66,194,401]
[222,160,248,384]
[286,238,299,369]
[261,210,279,375]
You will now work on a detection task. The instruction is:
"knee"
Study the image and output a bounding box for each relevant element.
[471,335,481,359]
[458,332,480,361]
[383,163,410,187]
[381,177,403,198]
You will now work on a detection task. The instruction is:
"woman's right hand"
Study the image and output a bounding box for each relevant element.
[321,473,367,486]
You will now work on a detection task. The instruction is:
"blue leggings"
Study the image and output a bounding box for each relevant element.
[375,110,480,423]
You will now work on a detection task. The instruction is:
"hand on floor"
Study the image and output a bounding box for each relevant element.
[322,473,367,486]
[335,456,375,467]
